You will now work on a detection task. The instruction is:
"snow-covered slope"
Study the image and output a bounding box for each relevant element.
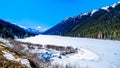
[90,10,99,16]
[112,2,120,8]
[2,51,31,68]
[0,38,32,68]
[17,35,120,68]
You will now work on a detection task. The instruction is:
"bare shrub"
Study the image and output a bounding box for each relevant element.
[12,44,24,55]
[66,46,78,53]
[32,54,43,68]
[46,45,65,51]
[28,45,35,49]
[66,46,74,51]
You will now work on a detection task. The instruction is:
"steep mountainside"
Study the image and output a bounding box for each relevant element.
[0,19,36,39]
[43,2,120,40]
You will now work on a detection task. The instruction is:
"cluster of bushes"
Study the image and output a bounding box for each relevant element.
[8,39,47,68]
[7,39,79,68]
[46,45,78,55]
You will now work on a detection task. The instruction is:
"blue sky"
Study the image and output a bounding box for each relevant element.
[0,0,119,31]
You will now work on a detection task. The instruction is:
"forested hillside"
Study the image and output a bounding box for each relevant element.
[0,19,36,39]
[43,2,120,40]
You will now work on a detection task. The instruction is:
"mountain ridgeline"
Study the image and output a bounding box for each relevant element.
[43,2,120,40]
[0,19,36,39]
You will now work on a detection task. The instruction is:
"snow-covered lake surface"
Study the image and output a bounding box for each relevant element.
[17,35,120,68]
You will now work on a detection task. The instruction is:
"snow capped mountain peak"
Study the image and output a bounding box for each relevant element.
[26,28,41,34]
[36,26,43,32]
[37,26,41,29]
[64,16,73,21]
[112,2,120,8]
[90,2,120,16]
[81,12,89,16]
[73,12,89,20]
[90,9,99,16]
[25,26,48,34]
[18,25,26,29]
[101,6,109,11]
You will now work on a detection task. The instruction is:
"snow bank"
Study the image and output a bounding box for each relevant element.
[15,58,31,68]
[0,38,14,48]
[2,51,31,68]
[2,51,15,60]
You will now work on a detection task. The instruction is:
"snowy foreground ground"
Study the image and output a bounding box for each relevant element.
[18,35,120,68]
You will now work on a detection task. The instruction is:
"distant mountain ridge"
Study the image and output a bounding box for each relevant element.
[0,19,36,39]
[43,2,120,40]
[26,28,42,34]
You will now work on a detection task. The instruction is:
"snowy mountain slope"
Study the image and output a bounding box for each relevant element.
[0,38,31,68]
[17,35,120,68]
[43,2,120,40]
